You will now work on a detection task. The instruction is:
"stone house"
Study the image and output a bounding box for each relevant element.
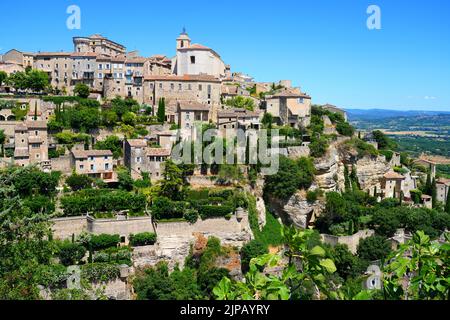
[71,149,114,181]
[265,88,311,129]
[13,121,49,167]
[382,171,405,199]
[437,178,450,204]
[124,139,170,182]
[178,101,210,131]
[73,34,126,57]
[143,74,221,119]
[217,108,261,138]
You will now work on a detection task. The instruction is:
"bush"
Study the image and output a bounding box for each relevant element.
[184,209,199,224]
[58,241,87,266]
[379,150,394,162]
[129,232,157,247]
[89,234,120,251]
[336,122,355,137]
[199,205,234,220]
[264,156,315,200]
[240,240,269,272]
[66,174,92,191]
[357,236,392,262]
[81,263,120,283]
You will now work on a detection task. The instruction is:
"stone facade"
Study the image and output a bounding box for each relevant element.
[71,149,114,181]
[320,230,375,254]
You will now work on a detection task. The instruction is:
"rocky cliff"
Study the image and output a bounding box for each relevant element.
[268,138,391,229]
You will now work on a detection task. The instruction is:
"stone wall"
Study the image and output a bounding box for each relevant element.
[87,216,155,240]
[51,155,72,174]
[51,216,88,240]
[320,229,375,254]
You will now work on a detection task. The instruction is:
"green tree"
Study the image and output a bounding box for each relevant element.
[74,83,90,99]
[157,97,166,123]
[263,156,315,201]
[224,96,255,111]
[372,130,397,150]
[7,71,28,91]
[26,70,49,92]
[336,122,355,137]
[446,190,450,214]
[66,173,93,191]
[0,168,55,299]
[0,71,7,86]
[431,178,437,208]
[261,112,274,129]
[118,169,134,191]
[214,227,338,300]
[383,231,450,300]
[94,135,123,159]
[0,129,6,157]
[240,240,269,273]
[357,236,391,262]
[159,160,184,200]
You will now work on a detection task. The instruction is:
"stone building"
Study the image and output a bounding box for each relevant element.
[178,101,210,130]
[71,149,114,181]
[265,88,312,128]
[1,49,34,68]
[321,104,348,122]
[124,139,171,181]
[437,178,450,204]
[382,171,405,199]
[13,121,49,167]
[73,34,126,57]
[172,30,227,78]
[143,74,221,118]
[217,108,261,138]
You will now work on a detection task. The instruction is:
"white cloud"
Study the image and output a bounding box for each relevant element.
[424,96,437,100]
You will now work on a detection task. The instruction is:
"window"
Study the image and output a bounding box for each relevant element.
[199,84,202,91]
[89,156,94,161]
[136,157,142,163]
[170,83,174,90]
[298,98,304,104]
[159,83,163,89]
[90,164,94,171]
[80,165,84,170]
[32,144,40,149]
[99,64,103,70]
[190,56,196,64]
[105,163,110,170]
[179,83,182,91]
[188,84,192,90]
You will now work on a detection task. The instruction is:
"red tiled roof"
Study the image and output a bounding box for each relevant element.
[72,149,113,159]
[384,171,405,180]
[127,139,148,148]
[147,148,171,157]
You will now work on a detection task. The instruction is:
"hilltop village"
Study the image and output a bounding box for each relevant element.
[0,32,449,300]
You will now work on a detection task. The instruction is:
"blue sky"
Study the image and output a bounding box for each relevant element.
[1,0,449,111]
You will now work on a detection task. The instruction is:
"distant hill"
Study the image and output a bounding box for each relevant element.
[345,109,450,121]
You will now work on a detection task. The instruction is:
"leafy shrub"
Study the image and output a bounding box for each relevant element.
[336,122,355,137]
[357,236,392,262]
[379,150,394,162]
[264,156,315,200]
[129,232,157,247]
[66,174,92,191]
[58,241,87,266]
[89,234,120,251]
[81,263,120,283]
[198,205,234,220]
[184,209,199,224]
[240,240,269,272]
[60,189,146,216]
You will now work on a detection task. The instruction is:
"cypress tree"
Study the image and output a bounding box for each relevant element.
[157,97,166,123]
[425,170,432,195]
[33,101,38,121]
[445,190,450,214]
[344,165,351,192]
[431,178,437,208]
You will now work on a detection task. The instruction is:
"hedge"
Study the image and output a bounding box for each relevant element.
[89,234,121,251]
[58,241,87,266]
[129,232,157,247]
[60,189,146,216]
[198,205,234,219]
